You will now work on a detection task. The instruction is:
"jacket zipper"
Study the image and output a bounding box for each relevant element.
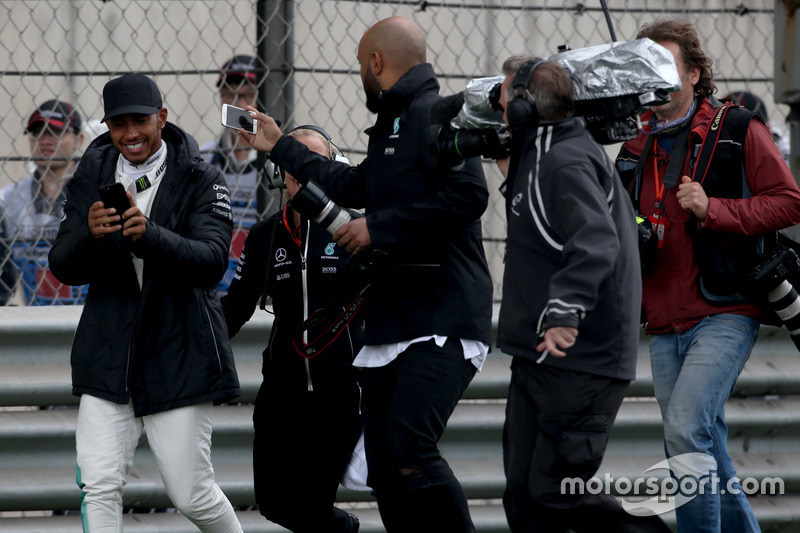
[124,338,132,393]
[205,305,224,372]
[301,221,313,391]
[345,320,361,414]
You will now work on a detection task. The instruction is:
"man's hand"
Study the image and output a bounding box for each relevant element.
[89,191,145,241]
[239,106,283,153]
[121,204,147,242]
[677,176,709,221]
[536,326,578,357]
[332,217,372,255]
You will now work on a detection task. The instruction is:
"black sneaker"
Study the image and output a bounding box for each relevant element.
[344,512,360,533]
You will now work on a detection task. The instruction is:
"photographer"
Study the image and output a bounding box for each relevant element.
[240,16,493,533]
[615,20,800,532]
[496,56,670,532]
[221,126,363,533]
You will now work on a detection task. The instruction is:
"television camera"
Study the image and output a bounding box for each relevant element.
[430,38,682,167]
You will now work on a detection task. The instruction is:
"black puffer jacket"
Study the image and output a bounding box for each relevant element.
[49,123,240,416]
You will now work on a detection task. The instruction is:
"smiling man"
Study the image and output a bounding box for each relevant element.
[49,74,243,533]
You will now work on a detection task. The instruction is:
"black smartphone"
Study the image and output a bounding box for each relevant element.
[97,182,132,218]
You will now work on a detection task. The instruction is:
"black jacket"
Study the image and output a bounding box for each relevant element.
[268,63,493,346]
[49,123,240,416]
[497,118,640,380]
[221,208,364,377]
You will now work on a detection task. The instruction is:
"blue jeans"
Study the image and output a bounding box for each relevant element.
[650,314,760,533]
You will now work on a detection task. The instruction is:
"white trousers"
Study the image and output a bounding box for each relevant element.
[75,395,242,533]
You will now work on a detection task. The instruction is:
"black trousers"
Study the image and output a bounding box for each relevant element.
[503,357,672,533]
[253,361,362,533]
[360,338,477,533]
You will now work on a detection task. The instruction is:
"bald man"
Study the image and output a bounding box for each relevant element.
[242,16,492,533]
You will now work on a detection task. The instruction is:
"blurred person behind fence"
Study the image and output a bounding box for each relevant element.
[0,100,85,305]
[201,54,281,294]
[724,89,791,163]
[616,20,800,533]
[239,16,493,532]
[495,55,671,533]
[222,125,364,533]
[48,73,243,533]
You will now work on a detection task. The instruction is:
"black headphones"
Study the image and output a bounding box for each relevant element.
[506,59,545,128]
[268,124,349,189]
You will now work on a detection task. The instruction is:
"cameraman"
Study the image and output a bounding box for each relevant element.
[240,16,492,533]
[496,56,670,533]
[615,21,800,532]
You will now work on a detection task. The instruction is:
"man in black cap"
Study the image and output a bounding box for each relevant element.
[201,55,280,294]
[0,99,85,305]
[49,74,243,533]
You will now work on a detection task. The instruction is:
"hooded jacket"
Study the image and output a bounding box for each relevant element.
[497,117,641,380]
[49,122,240,416]
[267,63,493,346]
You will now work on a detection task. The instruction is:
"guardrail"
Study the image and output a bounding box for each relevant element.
[1,305,799,532]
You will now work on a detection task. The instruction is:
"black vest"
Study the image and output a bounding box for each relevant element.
[623,105,771,303]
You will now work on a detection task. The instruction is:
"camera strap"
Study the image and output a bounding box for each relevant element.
[690,104,732,185]
[632,124,691,213]
[292,281,371,359]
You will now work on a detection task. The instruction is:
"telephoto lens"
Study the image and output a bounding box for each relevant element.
[747,245,800,351]
[290,180,352,235]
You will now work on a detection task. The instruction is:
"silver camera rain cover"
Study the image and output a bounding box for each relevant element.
[450,38,680,130]
[450,74,506,130]
[550,38,681,101]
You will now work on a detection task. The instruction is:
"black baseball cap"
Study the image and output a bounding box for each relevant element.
[217,55,258,87]
[102,73,163,122]
[26,100,82,134]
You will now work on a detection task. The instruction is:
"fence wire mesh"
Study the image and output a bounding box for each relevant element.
[0,0,784,305]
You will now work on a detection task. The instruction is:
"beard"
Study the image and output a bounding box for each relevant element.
[363,68,382,114]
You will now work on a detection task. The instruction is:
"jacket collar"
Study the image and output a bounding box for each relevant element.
[626,97,715,155]
[378,63,439,116]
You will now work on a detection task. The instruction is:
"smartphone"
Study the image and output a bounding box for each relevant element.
[98,182,132,218]
[221,103,257,134]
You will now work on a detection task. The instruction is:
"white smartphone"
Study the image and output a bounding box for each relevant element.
[221,103,257,134]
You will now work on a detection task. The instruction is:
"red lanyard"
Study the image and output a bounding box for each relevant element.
[652,140,665,213]
[649,141,669,248]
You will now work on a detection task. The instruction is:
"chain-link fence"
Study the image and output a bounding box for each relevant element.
[0,0,784,305]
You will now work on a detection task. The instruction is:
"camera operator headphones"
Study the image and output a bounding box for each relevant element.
[268,124,350,189]
[506,59,545,128]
